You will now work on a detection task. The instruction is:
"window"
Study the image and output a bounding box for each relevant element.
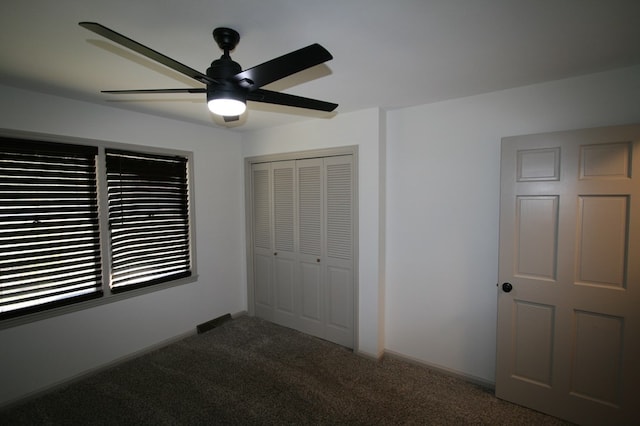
[0,136,193,321]
[106,149,191,292]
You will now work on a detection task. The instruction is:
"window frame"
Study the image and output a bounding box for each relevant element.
[0,129,197,329]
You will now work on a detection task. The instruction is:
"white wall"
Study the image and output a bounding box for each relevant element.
[242,108,386,357]
[0,85,246,405]
[385,65,640,385]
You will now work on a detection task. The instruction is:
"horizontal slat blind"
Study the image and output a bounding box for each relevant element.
[0,138,102,318]
[106,149,191,291]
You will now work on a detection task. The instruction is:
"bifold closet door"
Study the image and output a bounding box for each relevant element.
[250,155,354,348]
[251,160,298,327]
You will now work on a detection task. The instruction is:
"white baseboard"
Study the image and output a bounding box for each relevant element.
[383,349,496,390]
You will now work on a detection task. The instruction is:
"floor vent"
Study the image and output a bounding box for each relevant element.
[197,313,232,334]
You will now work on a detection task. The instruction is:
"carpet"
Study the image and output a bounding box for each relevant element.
[0,316,571,425]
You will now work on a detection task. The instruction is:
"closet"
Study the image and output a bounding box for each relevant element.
[249,153,355,348]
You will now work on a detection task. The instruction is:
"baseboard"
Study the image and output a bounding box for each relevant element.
[355,349,383,362]
[383,349,496,391]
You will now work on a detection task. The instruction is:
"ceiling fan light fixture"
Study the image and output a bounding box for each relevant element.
[79,22,337,123]
[207,93,246,116]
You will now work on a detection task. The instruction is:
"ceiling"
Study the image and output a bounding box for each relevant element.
[1,0,639,132]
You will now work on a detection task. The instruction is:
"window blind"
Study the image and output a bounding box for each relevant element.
[106,149,191,291]
[0,138,102,319]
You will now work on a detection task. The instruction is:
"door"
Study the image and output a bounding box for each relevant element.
[249,154,355,349]
[496,124,640,425]
[295,155,355,347]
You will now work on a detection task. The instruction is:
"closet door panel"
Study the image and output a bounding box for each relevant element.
[253,253,273,319]
[251,163,274,319]
[324,156,354,347]
[300,260,322,322]
[272,161,297,326]
[298,161,323,257]
[274,257,295,313]
[326,265,352,340]
[296,159,325,336]
[326,159,353,261]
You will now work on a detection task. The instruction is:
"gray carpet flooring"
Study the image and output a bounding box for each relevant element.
[0,316,572,425]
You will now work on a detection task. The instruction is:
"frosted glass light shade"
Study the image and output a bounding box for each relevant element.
[207,98,246,116]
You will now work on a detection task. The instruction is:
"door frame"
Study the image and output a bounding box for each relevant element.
[244,145,359,349]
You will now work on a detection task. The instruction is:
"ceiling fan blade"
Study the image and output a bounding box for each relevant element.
[79,22,216,85]
[247,89,337,112]
[233,44,333,89]
[101,88,206,94]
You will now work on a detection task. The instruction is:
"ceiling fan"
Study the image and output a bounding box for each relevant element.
[78,22,338,122]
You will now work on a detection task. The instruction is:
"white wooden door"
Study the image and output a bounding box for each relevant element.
[496,124,640,425]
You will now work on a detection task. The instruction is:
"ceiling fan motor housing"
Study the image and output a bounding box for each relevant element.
[206,57,245,102]
[207,57,242,82]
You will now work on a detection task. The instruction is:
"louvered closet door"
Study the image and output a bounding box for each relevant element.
[296,158,325,337]
[251,163,274,320]
[324,155,354,348]
[271,161,298,328]
[251,155,354,348]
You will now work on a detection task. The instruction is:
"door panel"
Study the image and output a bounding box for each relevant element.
[251,163,274,319]
[272,161,297,326]
[571,310,623,406]
[496,124,640,425]
[297,161,323,258]
[254,253,273,309]
[327,265,352,329]
[296,158,325,336]
[324,156,354,348]
[575,195,628,287]
[512,301,554,387]
[515,196,558,279]
[300,260,322,322]
[274,257,295,314]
